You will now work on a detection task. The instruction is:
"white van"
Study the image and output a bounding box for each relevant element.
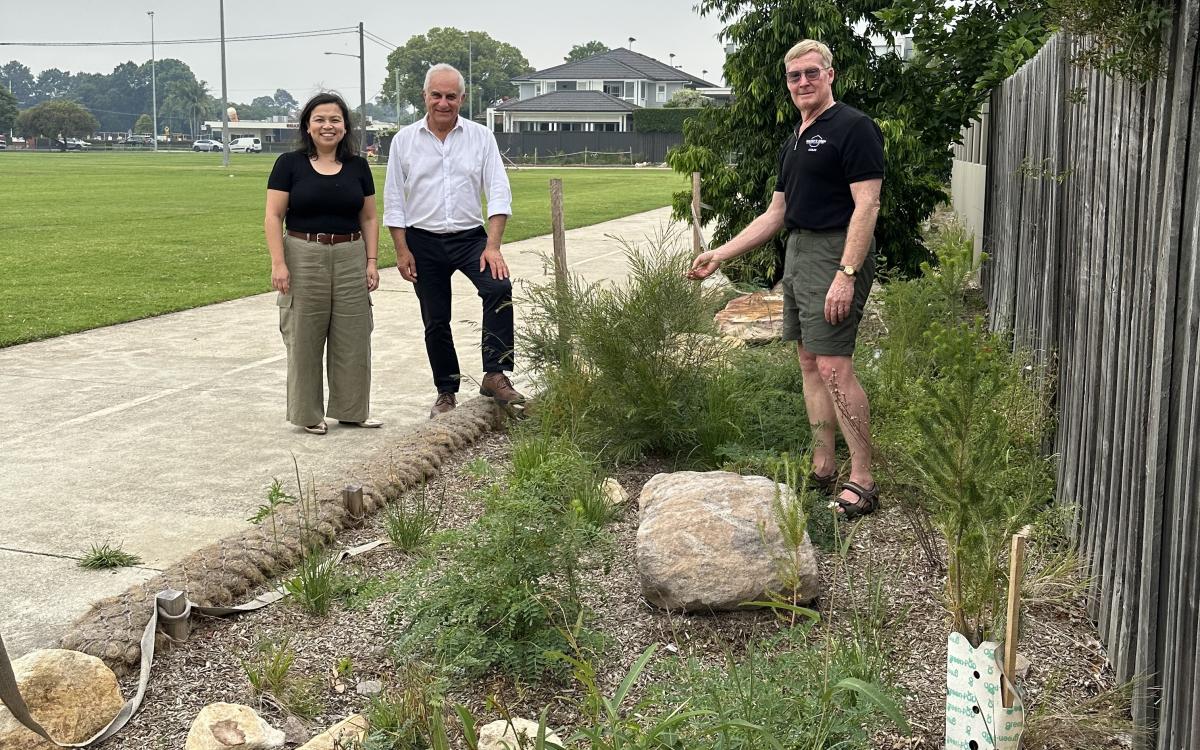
[229,137,262,153]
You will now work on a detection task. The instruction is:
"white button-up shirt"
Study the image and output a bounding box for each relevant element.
[383,116,512,232]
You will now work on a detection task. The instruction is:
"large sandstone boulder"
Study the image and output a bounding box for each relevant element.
[477,717,564,749]
[637,471,819,611]
[297,714,368,750]
[0,649,123,750]
[713,291,784,344]
[184,703,285,750]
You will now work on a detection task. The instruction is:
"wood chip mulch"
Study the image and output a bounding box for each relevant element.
[106,431,1126,749]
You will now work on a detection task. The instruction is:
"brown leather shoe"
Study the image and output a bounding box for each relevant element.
[480,372,526,406]
[429,391,457,419]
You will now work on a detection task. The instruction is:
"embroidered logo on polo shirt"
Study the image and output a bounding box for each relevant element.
[805,134,827,152]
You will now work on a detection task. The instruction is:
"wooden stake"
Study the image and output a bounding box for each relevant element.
[343,484,364,522]
[155,589,191,642]
[1002,527,1030,708]
[691,171,702,256]
[550,178,567,290]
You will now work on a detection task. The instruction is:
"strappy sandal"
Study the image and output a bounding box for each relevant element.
[303,421,327,435]
[833,481,880,521]
[338,418,383,428]
[808,470,838,496]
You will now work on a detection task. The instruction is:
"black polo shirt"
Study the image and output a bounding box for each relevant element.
[775,102,885,231]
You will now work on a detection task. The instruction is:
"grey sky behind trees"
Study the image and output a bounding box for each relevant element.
[3,1,731,105]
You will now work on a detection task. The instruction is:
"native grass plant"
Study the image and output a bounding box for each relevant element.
[77,541,142,570]
[243,637,322,720]
[521,228,748,466]
[284,550,339,617]
[384,483,444,553]
[361,661,448,750]
[391,431,614,680]
[1022,674,1146,749]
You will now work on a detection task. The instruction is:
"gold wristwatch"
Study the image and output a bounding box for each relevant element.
[839,264,856,277]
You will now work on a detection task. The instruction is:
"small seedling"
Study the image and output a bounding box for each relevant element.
[463,457,494,479]
[285,551,339,616]
[384,484,444,552]
[78,542,142,570]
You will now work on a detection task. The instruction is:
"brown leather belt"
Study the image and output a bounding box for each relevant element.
[286,229,362,245]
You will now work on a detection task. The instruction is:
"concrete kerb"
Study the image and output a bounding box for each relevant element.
[58,397,507,674]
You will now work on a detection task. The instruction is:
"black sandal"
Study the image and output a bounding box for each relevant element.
[808,470,838,496]
[834,481,880,521]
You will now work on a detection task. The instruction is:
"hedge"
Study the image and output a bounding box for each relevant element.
[633,108,703,133]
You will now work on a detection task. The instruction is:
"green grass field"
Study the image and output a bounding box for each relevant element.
[0,152,684,347]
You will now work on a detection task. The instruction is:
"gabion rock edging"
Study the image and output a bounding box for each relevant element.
[58,398,506,674]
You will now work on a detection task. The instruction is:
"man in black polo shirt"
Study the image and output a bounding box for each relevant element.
[689,38,884,519]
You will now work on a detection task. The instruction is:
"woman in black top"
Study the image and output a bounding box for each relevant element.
[265,92,381,434]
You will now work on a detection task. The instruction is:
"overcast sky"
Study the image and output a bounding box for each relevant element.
[2,1,732,103]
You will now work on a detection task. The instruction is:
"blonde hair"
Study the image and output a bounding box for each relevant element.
[784,40,833,68]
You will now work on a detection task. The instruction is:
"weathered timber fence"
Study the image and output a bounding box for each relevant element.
[979,7,1200,746]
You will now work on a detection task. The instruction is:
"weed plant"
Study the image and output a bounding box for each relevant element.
[384,484,444,553]
[242,638,321,720]
[77,542,142,569]
[284,551,339,617]
[392,431,614,680]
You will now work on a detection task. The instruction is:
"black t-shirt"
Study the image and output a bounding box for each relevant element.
[775,102,885,231]
[266,150,376,234]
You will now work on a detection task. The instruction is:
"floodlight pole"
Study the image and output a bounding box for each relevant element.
[219,0,229,166]
[468,35,473,121]
[358,21,367,152]
[393,67,400,125]
[148,10,157,151]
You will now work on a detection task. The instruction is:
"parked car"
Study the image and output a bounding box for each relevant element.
[54,138,91,150]
[229,137,262,153]
[0,135,6,150]
[122,134,154,146]
[192,138,224,152]
[10,136,26,148]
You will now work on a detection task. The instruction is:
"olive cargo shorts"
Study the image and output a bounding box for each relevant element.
[780,229,875,356]
[277,234,373,426]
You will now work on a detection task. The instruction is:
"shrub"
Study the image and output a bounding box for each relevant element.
[391,432,613,679]
[633,107,703,133]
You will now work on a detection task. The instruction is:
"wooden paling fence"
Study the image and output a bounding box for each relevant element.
[980,6,1200,747]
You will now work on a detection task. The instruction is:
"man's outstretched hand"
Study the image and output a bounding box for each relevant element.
[688,250,721,280]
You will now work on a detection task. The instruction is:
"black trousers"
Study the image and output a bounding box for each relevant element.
[406,226,514,393]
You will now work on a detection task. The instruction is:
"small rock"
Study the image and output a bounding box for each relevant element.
[601,478,628,506]
[281,715,309,745]
[0,649,124,750]
[184,703,285,750]
[355,680,383,696]
[296,715,368,750]
[1015,652,1031,679]
[477,717,563,750]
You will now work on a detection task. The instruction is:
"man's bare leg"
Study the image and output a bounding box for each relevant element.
[797,344,838,478]
[814,353,874,507]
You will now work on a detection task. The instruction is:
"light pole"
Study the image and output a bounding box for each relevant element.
[219,0,229,166]
[323,27,367,152]
[147,10,157,151]
[669,53,675,68]
[628,37,636,50]
[468,35,473,121]
[393,67,400,125]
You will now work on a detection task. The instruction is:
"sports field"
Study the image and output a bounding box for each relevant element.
[0,152,684,347]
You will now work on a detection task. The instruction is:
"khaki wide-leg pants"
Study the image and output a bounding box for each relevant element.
[277,234,373,426]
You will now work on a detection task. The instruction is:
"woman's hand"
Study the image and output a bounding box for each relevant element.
[271,262,290,294]
[366,264,380,292]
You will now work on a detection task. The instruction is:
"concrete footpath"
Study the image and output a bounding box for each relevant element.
[0,206,682,658]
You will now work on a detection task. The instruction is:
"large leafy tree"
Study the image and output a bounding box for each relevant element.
[163,78,210,137]
[16,100,99,148]
[565,41,610,62]
[384,28,532,115]
[669,0,1050,281]
[0,87,17,133]
[0,61,35,104]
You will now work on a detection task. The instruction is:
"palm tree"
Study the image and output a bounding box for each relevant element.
[163,78,210,138]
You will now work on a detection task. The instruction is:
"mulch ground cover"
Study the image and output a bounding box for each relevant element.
[107,430,1123,749]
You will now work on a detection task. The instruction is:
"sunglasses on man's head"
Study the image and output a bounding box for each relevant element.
[786,67,827,83]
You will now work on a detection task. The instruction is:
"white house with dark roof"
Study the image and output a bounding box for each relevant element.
[487,47,716,133]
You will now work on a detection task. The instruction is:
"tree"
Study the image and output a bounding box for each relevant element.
[273,89,297,111]
[134,113,153,133]
[33,68,73,104]
[0,61,35,104]
[664,89,712,108]
[668,0,1050,281]
[164,78,210,136]
[16,100,99,149]
[0,87,17,134]
[565,41,610,62]
[385,28,532,114]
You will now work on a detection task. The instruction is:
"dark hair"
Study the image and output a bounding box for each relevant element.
[296,92,357,161]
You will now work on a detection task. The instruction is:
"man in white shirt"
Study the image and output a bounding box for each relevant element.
[384,63,523,418]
